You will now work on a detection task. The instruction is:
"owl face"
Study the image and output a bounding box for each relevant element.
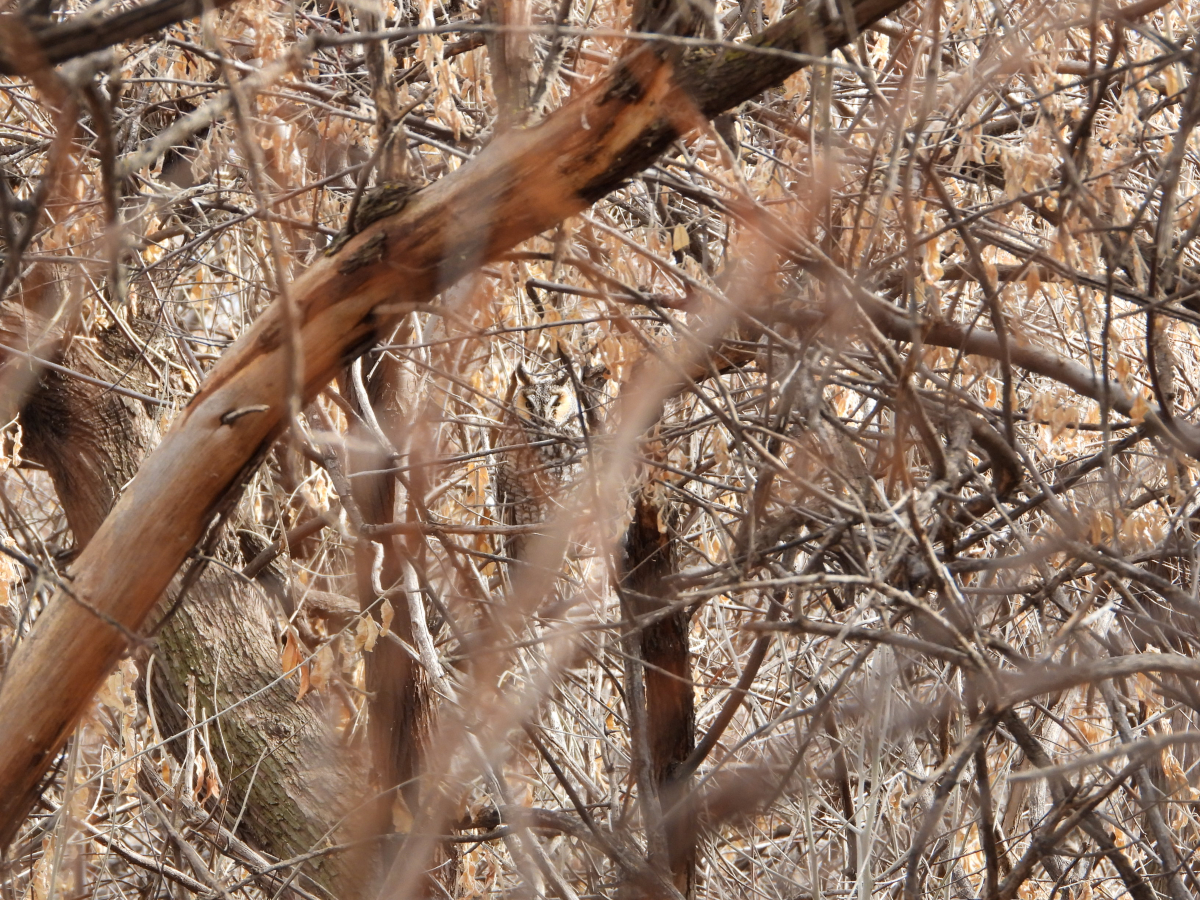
[514,365,578,431]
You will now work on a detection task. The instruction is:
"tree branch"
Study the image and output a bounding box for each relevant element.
[0,0,240,76]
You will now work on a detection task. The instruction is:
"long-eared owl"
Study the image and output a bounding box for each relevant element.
[495,363,584,565]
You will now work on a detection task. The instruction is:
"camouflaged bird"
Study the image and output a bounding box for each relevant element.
[495,364,585,566]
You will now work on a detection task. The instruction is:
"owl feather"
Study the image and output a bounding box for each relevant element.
[495,364,584,566]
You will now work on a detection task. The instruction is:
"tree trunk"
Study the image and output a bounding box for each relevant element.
[621,487,694,897]
[9,307,369,895]
[340,353,444,893]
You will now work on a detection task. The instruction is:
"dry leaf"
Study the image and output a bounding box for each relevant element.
[392,793,414,832]
[1130,392,1150,426]
[296,663,312,702]
[281,626,302,673]
[310,643,334,693]
[356,614,380,653]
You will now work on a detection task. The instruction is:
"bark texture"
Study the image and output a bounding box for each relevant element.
[481,0,536,127]
[621,486,694,897]
[7,307,368,896]
[340,355,442,892]
[0,0,242,76]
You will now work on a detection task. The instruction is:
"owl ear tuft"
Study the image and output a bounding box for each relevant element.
[552,367,571,386]
[516,362,533,386]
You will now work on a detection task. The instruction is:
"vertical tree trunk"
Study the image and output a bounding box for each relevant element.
[481,0,536,128]
[620,486,695,897]
[9,308,369,896]
[341,353,444,893]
